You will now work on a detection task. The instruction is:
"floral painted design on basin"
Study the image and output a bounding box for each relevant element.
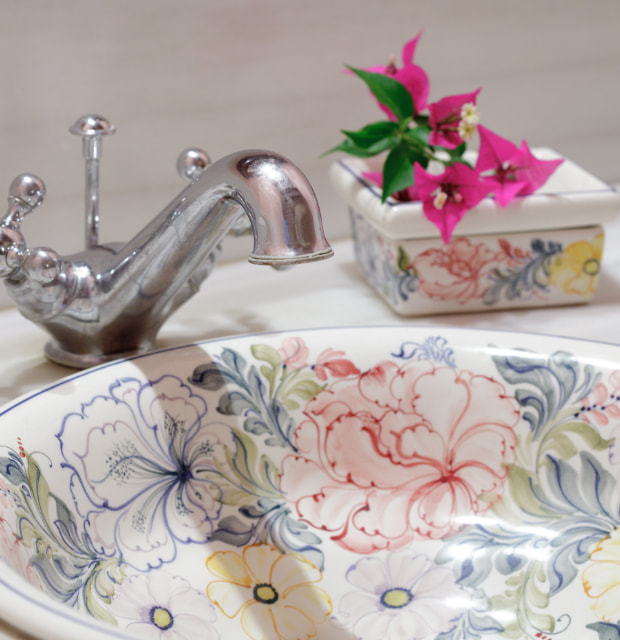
[2,327,620,639]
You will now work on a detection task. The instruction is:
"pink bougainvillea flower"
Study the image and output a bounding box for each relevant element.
[280,358,520,553]
[428,89,481,148]
[475,125,563,207]
[414,162,492,243]
[365,32,430,118]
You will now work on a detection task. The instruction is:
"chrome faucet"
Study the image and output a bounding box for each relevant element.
[0,115,333,368]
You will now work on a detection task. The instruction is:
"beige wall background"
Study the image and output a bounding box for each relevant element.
[0,0,619,310]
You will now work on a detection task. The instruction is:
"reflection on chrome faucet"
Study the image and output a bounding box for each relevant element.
[0,115,333,368]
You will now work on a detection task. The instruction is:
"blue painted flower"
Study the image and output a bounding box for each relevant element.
[333,552,469,640]
[59,375,236,570]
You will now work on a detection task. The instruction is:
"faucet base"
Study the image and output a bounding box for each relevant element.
[44,339,158,370]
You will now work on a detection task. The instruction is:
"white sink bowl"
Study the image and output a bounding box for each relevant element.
[1,326,620,639]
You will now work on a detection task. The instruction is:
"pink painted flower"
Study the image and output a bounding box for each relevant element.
[0,477,15,511]
[0,518,44,591]
[577,370,620,429]
[278,336,310,369]
[280,358,520,553]
[475,125,563,206]
[428,89,481,148]
[313,348,360,381]
[414,162,492,243]
[413,237,508,303]
[365,32,430,118]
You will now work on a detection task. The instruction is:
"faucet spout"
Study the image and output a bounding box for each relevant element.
[0,146,333,369]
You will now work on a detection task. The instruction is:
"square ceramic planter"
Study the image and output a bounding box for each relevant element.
[329,149,620,315]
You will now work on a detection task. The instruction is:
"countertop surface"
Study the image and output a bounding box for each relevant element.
[1,224,620,638]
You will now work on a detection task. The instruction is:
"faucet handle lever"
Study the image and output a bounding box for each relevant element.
[4,173,46,228]
[0,173,56,280]
[176,148,211,182]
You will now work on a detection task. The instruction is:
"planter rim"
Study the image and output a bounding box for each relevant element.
[329,148,620,240]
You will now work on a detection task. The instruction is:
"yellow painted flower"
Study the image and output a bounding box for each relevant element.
[548,234,604,296]
[582,528,620,621]
[205,544,332,640]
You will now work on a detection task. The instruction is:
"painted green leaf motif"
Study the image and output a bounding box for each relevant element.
[83,559,127,623]
[251,343,282,368]
[541,420,613,460]
[506,464,560,520]
[252,344,282,395]
[222,428,281,504]
[397,246,412,273]
[489,565,554,639]
[280,376,325,410]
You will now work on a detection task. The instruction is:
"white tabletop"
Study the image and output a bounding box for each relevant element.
[1,223,620,637]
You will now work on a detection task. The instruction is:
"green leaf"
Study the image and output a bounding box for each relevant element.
[448,142,467,158]
[404,124,431,148]
[381,141,414,201]
[341,121,399,149]
[347,65,414,122]
[322,138,382,158]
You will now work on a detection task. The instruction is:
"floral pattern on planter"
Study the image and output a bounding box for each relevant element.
[3,328,620,639]
[350,209,604,315]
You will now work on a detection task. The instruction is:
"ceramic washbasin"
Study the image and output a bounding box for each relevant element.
[1,326,620,640]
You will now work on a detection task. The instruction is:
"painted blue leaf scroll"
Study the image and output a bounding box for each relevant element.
[190,348,296,448]
[588,622,620,640]
[0,451,125,623]
[393,335,457,367]
[490,347,599,437]
[483,239,563,305]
